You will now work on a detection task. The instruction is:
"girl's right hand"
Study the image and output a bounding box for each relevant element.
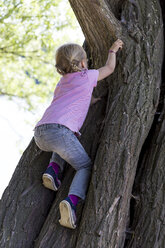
[110,39,124,53]
[97,39,124,81]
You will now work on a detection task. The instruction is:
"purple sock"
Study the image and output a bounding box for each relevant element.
[48,162,60,174]
[69,194,80,206]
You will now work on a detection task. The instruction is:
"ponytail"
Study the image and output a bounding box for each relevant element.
[55,43,86,75]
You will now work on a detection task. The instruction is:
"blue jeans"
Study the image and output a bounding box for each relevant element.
[34,123,92,200]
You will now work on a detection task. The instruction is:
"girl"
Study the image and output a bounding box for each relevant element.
[34,39,123,229]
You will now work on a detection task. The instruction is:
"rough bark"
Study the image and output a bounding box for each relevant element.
[69,0,123,69]
[0,139,54,247]
[125,1,165,246]
[0,0,164,248]
[125,101,165,248]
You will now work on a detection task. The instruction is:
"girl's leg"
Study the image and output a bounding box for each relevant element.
[43,152,66,191]
[54,130,92,229]
[55,131,92,201]
[49,152,66,173]
[46,133,91,200]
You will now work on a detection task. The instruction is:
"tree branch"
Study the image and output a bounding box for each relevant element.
[0,90,25,99]
[0,3,20,23]
[0,49,54,65]
[69,0,123,67]
[69,0,122,50]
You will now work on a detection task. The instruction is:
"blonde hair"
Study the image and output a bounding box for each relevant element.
[55,43,87,75]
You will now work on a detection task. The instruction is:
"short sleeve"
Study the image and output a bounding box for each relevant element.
[87,69,99,88]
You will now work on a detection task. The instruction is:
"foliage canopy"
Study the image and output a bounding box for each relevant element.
[0,0,84,109]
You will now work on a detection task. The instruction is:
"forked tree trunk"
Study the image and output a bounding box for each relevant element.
[0,1,164,248]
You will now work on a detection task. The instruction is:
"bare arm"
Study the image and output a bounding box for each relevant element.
[98,39,123,81]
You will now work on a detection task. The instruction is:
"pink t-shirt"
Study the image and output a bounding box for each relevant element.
[35,69,99,133]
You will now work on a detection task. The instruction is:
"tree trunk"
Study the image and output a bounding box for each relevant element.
[125,1,165,246]
[0,0,164,248]
[125,96,165,248]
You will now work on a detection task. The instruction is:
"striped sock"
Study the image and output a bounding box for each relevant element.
[48,162,60,175]
[68,194,80,206]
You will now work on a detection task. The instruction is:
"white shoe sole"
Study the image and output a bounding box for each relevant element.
[59,200,76,229]
[42,173,59,191]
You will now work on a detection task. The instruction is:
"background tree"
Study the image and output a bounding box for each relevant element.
[0,0,82,109]
[0,0,164,248]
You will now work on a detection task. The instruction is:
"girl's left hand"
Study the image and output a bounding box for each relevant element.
[90,96,101,105]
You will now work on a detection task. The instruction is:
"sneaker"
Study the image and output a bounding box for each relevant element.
[59,197,77,229]
[42,165,61,191]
